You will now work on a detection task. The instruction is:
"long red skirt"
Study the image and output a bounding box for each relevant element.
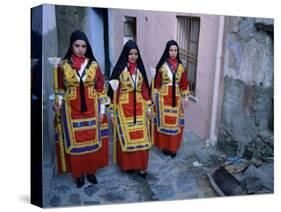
[68,138,109,178]
[116,140,149,171]
[56,138,109,178]
[154,126,184,153]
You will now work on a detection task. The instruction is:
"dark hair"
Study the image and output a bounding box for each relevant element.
[155,40,182,107]
[155,40,182,74]
[63,30,97,62]
[108,40,150,99]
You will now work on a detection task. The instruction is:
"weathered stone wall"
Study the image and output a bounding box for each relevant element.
[217,17,273,158]
[55,5,88,57]
[55,6,106,73]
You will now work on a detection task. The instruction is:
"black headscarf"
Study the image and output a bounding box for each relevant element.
[108,40,150,123]
[63,30,97,113]
[63,30,97,62]
[155,40,182,107]
[155,40,182,73]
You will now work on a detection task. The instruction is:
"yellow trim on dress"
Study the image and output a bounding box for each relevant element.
[59,60,109,155]
[155,63,186,134]
[115,69,152,152]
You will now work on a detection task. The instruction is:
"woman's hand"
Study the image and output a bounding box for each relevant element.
[182,97,189,108]
[53,101,61,113]
[100,113,105,122]
[146,108,152,119]
[110,113,114,124]
[152,92,158,103]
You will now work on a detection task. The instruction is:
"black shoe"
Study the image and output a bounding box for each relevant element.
[87,174,98,184]
[170,152,177,158]
[139,171,147,179]
[76,176,84,188]
[162,149,170,156]
[125,170,135,175]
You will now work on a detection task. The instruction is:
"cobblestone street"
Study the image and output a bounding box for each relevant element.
[43,130,224,207]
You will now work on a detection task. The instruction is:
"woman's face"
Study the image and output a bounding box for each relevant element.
[128,49,138,63]
[72,40,87,57]
[168,45,178,59]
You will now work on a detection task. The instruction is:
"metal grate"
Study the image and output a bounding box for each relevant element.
[177,16,200,96]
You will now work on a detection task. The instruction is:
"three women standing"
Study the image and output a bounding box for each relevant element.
[53,32,189,187]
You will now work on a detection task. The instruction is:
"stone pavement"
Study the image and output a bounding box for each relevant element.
[43,129,225,208]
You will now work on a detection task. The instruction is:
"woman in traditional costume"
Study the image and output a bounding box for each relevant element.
[53,30,109,188]
[152,40,189,158]
[108,40,153,178]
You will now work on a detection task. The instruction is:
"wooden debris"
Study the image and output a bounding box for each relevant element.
[207,166,247,196]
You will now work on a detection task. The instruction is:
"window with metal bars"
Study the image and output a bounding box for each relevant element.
[123,16,136,44]
[177,16,200,96]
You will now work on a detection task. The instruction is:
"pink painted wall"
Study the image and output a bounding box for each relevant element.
[110,9,176,80]
[187,14,220,139]
[110,8,222,139]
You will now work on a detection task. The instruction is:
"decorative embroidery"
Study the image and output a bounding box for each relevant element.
[154,64,186,135]
[61,100,101,155]
[115,69,151,152]
[59,60,109,155]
